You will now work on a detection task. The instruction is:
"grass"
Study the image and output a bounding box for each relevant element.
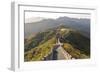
[24,37,56,61]
[24,27,90,61]
[62,43,89,59]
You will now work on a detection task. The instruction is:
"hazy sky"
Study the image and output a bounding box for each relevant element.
[25,12,90,23]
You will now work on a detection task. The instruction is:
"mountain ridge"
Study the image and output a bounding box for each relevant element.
[25,16,90,38]
[24,26,90,61]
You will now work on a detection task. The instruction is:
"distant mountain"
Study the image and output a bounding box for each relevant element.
[25,16,90,38]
